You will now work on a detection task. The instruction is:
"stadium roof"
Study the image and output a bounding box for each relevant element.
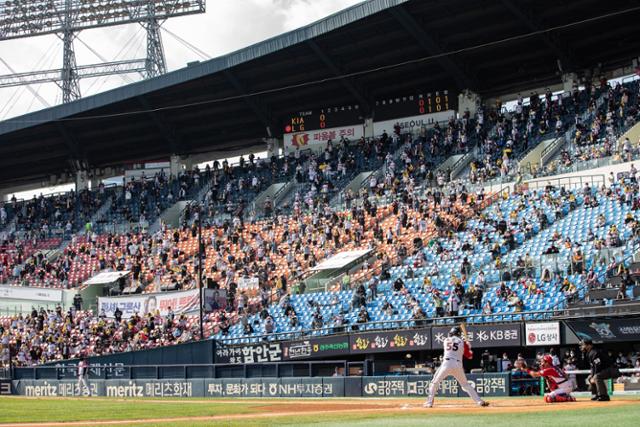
[1,0,639,186]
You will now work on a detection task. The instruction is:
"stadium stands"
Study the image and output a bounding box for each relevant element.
[1,79,640,362]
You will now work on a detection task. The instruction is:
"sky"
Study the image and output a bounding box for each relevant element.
[0,0,364,120]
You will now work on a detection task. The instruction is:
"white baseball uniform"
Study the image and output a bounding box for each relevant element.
[425,335,484,406]
[77,360,90,396]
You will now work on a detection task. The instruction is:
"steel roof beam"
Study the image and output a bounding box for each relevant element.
[500,0,578,71]
[223,69,274,137]
[54,122,84,168]
[137,95,184,154]
[388,5,477,91]
[306,39,372,115]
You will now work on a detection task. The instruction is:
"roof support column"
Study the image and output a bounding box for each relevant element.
[264,137,279,158]
[562,73,578,93]
[76,170,89,192]
[89,175,102,190]
[458,90,481,117]
[170,155,183,178]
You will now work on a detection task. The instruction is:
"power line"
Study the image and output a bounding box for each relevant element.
[76,35,135,85]
[0,40,58,118]
[84,28,145,94]
[3,5,640,126]
[161,26,211,60]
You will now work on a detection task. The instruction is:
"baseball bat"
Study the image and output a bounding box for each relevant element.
[460,322,469,342]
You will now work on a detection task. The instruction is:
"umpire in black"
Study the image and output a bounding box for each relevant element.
[580,338,620,401]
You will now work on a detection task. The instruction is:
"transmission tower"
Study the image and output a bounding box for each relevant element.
[144,4,167,78]
[0,0,206,103]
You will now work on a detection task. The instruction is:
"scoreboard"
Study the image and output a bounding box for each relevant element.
[284,105,363,133]
[374,90,456,122]
[282,91,457,134]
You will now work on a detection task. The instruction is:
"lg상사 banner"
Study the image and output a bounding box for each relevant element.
[525,322,560,346]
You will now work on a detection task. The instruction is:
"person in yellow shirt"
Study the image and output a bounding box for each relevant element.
[423,276,432,291]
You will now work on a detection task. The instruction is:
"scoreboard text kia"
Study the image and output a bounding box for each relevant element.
[284,106,362,133]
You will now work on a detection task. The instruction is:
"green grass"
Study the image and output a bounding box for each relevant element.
[134,403,640,427]
[0,397,256,423]
[1,396,639,427]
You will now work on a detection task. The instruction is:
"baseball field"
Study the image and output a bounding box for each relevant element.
[0,396,639,427]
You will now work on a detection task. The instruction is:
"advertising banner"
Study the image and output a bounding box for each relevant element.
[11,375,508,398]
[97,289,199,319]
[237,277,259,291]
[0,381,11,395]
[361,373,510,397]
[204,378,337,398]
[525,322,560,346]
[283,124,364,153]
[13,379,202,398]
[349,328,431,354]
[567,318,640,343]
[203,288,227,312]
[371,110,455,138]
[282,335,350,360]
[431,324,521,349]
[215,342,283,364]
[0,285,62,302]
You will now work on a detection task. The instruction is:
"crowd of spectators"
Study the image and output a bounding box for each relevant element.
[1,79,640,365]
[0,305,212,367]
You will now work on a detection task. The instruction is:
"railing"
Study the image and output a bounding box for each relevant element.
[93,219,149,235]
[523,173,606,191]
[215,302,640,345]
[0,303,64,317]
[0,367,10,379]
[539,135,566,166]
[12,360,350,381]
[449,149,476,179]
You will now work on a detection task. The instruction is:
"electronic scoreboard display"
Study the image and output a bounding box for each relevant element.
[284,105,363,133]
[374,90,457,122]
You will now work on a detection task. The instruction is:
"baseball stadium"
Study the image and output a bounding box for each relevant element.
[1,0,640,426]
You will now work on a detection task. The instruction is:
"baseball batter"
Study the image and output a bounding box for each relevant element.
[424,326,489,408]
[528,355,576,403]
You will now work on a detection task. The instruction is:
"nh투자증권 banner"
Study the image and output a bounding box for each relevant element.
[431,324,522,349]
[283,124,364,153]
[98,289,199,319]
[349,328,431,354]
[567,318,640,343]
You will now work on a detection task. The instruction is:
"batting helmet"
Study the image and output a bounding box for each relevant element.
[448,326,462,337]
[542,354,553,366]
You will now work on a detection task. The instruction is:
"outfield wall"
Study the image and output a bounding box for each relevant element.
[7,374,510,398]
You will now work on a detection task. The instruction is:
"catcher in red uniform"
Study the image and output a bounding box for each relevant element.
[528,355,576,403]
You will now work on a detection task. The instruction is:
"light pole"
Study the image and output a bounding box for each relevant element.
[196,202,204,340]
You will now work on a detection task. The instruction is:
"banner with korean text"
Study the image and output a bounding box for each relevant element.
[371,110,455,138]
[525,322,560,346]
[431,324,522,349]
[11,374,510,398]
[98,289,199,319]
[283,124,364,153]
